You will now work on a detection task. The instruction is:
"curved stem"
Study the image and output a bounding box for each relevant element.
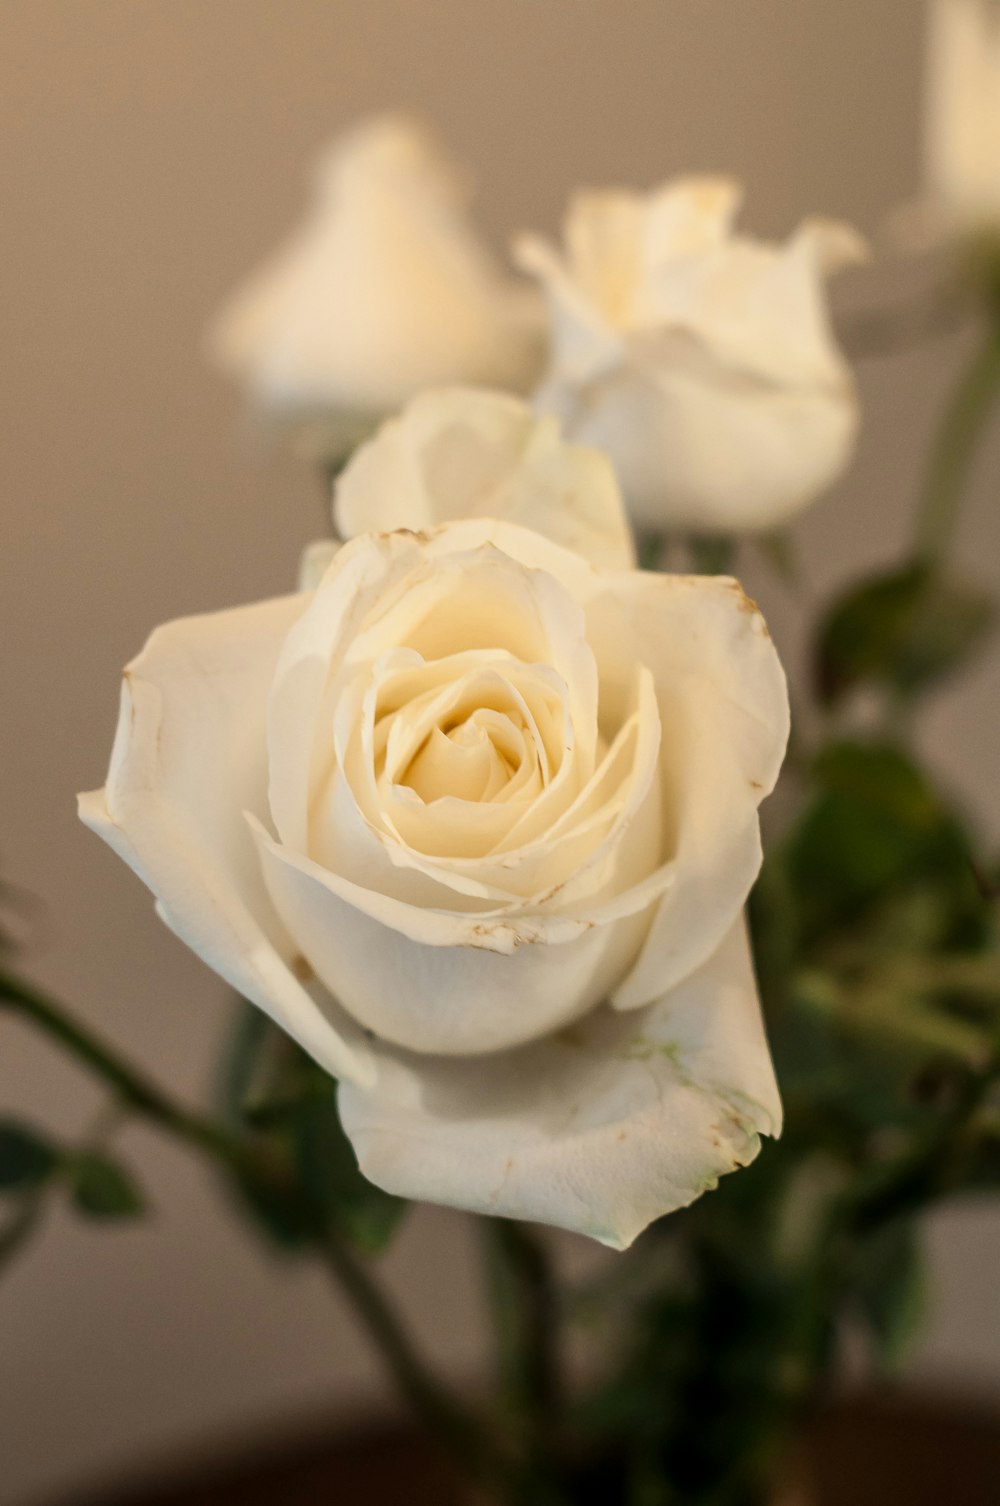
[915,324,1000,566]
[1,968,518,1495]
[320,1228,520,1497]
[1,969,235,1162]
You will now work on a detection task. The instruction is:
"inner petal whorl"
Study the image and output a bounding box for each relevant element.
[403,715,521,804]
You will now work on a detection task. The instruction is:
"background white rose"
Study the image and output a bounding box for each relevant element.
[208,115,545,444]
[332,386,635,569]
[517,178,866,535]
[80,514,788,1247]
[923,0,1000,236]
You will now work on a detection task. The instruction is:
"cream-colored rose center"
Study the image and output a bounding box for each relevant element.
[366,662,570,862]
[401,713,522,804]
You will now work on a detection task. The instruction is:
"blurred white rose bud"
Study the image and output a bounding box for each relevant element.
[333,386,635,569]
[208,115,546,452]
[517,179,865,535]
[924,0,1000,237]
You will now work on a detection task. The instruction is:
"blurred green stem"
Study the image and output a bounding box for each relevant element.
[482,1220,561,1458]
[0,967,519,1499]
[637,531,666,571]
[319,1227,520,1497]
[688,536,736,576]
[1,968,236,1162]
[915,325,1000,565]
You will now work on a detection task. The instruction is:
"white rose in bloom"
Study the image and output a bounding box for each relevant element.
[80,514,788,1247]
[209,115,544,436]
[517,178,865,534]
[333,386,635,569]
[924,0,1000,234]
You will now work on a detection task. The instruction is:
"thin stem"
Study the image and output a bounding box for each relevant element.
[915,324,1000,565]
[1,968,516,1495]
[319,1228,516,1494]
[1,969,235,1162]
[637,530,666,572]
[482,1220,561,1453]
[688,536,736,576]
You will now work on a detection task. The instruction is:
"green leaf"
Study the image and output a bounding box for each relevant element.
[295,1089,407,1255]
[217,1001,407,1255]
[69,1152,145,1219]
[814,564,993,705]
[0,1121,59,1190]
[786,740,980,942]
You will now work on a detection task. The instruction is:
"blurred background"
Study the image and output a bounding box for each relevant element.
[1,2,998,1503]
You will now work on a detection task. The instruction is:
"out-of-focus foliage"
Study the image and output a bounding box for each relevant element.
[221,1001,407,1257]
[814,564,993,706]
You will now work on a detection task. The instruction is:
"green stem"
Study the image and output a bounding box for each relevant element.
[1,969,235,1163]
[688,536,736,576]
[482,1220,561,1454]
[637,530,666,572]
[1,969,513,1494]
[915,325,1000,565]
[319,1227,517,1496]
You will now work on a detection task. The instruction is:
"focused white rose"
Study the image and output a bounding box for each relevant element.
[80,513,788,1247]
[209,115,545,447]
[332,386,635,569]
[923,0,1000,235]
[517,178,865,535]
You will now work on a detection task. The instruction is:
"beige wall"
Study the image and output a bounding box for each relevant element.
[2,3,999,1503]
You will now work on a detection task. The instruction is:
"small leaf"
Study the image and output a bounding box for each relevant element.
[70,1152,145,1219]
[787,740,979,941]
[296,1090,407,1255]
[0,1121,59,1190]
[814,564,993,705]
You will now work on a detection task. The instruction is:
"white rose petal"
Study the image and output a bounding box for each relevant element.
[78,596,375,1087]
[923,0,1000,234]
[339,920,781,1250]
[297,538,340,592]
[81,507,788,1244]
[517,178,866,534]
[334,387,635,570]
[208,116,545,432]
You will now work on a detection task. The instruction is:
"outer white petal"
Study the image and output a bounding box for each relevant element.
[924,0,1000,231]
[250,814,660,1057]
[338,920,781,1248]
[333,387,634,569]
[77,596,374,1087]
[208,115,545,419]
[538,347,859,533]
[593,571,789,1009]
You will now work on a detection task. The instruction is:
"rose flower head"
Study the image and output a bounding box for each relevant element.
[208,115,545,453]
[80,391,789,1248]
[517,177,866,535]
